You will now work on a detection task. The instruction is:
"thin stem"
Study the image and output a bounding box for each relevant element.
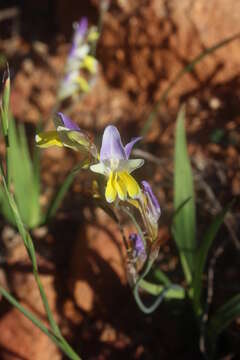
[141,32,240,136]
[0,286,81,360]
[45,161,84,223]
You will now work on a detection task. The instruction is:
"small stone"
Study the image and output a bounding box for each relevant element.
[209,97,221,110]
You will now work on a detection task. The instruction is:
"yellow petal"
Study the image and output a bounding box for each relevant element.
[114,173,127,201]
[127,198,140,209]
[119,172,140,199]
[81,55,97,74]
[88,30,99,42]
[105,172,117,203]
[35,131,63,148]
[76,76,90,93]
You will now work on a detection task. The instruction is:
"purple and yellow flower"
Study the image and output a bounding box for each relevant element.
[58,17,99,101]
[90,125,144,203]
[35,112,98,158]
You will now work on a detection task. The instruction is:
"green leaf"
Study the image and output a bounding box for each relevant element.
[0,67,10,138]
[7,118,42,228]
[208,294,240,347]
[0,163,81,360]
[173,106,196,284]
[0,184,15,225]
[0,286,81,360]
[193,206,229,314]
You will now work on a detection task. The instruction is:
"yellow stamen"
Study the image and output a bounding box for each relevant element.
[119,172,140,199]
[105,172,117,203]
[35,131,63,148]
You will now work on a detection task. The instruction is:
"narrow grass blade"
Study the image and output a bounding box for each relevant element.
[173,106,196,284]
[8,119,41,228]
[0,163,59,335]
[0,67,10,138]
[141,32,240,136]
[0,286,81,360]
[0,185,15,225]
[193,206,229,314]
[0,163,81,359]
[44,162,84,223]
[208,293,240,350]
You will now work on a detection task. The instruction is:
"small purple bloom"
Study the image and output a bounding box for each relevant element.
[76,17,88,38]
[57,112,80,131]
[90,125,144,202]
[69,18,88,58]
[142,180,161,223]
[100,125,142,162]
[129,233,146,262]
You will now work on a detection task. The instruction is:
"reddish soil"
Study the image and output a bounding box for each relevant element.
[0,1,240,359]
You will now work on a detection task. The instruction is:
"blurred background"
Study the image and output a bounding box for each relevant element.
[0,1,240,359]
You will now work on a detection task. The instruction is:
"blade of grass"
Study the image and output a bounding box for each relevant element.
[0,162,57,331]
[0,286,81,360]
[44,161,85,223]
[7,119,41,228]
[173,106,196,285]
[141,32,240,136]
[208,293,240,352]
[193,205,229,315]
[19,124,42,226]
[0,162,81,359]
[0,67,10,138]
[0,184,15,225]
[0,68,10,185]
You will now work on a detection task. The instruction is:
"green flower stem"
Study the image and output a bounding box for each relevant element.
[120,205,146,247]
[131,242,185,313]
[0,163,81,359]
[0,286,81,360]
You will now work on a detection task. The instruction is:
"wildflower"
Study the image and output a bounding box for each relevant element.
[58,17,99,101]
[90,125,144,203]
[140,180,161,240]
[141,181,161,222]
[35,112,98,158]
[129,233,146,263]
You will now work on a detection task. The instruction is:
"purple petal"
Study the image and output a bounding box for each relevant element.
[142,180,161,218]
[76,17,88,38]
[56,113,80,131]
[129,233,146,260]
[69,18,88,57]
[125,137,142,159]
[100,125,126,161]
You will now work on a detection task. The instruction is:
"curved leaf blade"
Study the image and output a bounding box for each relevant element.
[173,106,196,284]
